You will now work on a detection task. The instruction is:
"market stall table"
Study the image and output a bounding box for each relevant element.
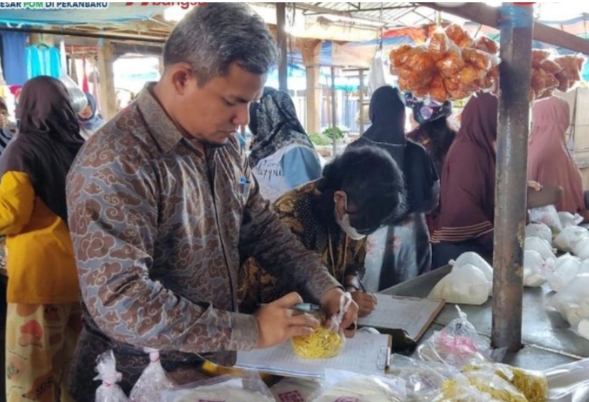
[381,266,589,371]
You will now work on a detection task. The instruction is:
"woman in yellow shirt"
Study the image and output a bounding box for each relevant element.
[1,76,85,402]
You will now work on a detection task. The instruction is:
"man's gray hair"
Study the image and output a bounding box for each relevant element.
[163,3,280,85]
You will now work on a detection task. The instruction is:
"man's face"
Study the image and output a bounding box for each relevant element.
[173,63,266,146]
[0,110,8,128]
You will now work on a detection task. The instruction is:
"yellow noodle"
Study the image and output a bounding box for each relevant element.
[464,364,548,402]
[292,327,344,359]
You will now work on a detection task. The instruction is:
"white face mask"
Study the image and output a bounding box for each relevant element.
[335,210,366,240]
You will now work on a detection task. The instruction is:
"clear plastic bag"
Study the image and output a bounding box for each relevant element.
[523,250,554,288]
[436,370,528,401]
[429,28,453,62]
[129,349,175,402]
[547,254,583,292]
[543,358,589,401]
[271,377,322,402]
[449,252,493,297]
[292,293,349,359]
[529,205,563,232]
[549,273,589,327]
[429,264,491,306]
[94,350,130,402]
[525,223,553,244]
[308,369,406,402]
[161,373,275,402]
[417,306,505,369]
[573,237,589,260]
[553,226,589,253]
[474,36,500,55]
[558,211,584,228]
[445,23,474,48]
[525,236,557,261]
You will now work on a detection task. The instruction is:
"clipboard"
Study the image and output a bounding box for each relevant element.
[357,294,445,342]
[235,332,392,380]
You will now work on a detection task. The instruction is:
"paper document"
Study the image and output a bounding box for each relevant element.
[235,332,390,379]
[357,294,445,341]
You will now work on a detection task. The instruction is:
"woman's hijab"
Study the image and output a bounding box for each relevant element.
[433,92,498,242]
[528,96,584,213]
[362,86,406,165]
[248,87,315,167]
[78,92,103,132]
[0,76,85,222]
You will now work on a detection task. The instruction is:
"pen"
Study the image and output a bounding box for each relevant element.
[292,303,321,313]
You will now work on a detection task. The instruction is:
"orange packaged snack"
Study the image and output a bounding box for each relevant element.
[458,65,486,89]
[555,55,584,81]
[532,49,551,68]
[555,71,571,92]
[531,68,547,93]
[429,30,452,61]
[429,74,448,103]
[462,48,493,71]
[445,23,474,48]
[390,45,412,74]
[540,59,563,74]
[474,36,500,55]
[436,51,465,78]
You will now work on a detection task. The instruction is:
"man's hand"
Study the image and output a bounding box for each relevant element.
[527,181,542,191]
[255,293,320,349]
[320,288,359,338]
[350,291,377,317]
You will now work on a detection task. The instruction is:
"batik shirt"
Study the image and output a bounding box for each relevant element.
[66,84,340,397]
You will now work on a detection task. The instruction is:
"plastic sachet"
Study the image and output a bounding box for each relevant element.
[436,370,528,402]
[558,211,584,228]
[94,350,130,402]
[573,237,589,260]
[525,236,557,261]
[417,306,505,370]
[525,223,553,244]
[523,250,554,288]
[547,254,583,292]
[429,264,491,306]
[292,293,349,359]
[549,273,589,327]
[271,377,322,402]
[529,205,563,233]
[553,226,589,253]
[450,252,493,296]
[129,349,175,402]
[308,369,406,402]
[161,373,275,402]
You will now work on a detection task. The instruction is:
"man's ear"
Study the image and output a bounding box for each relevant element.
[168,63,195,95]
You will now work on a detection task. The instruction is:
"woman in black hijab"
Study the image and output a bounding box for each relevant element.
[347,86,439,290]
[0,76,84,401]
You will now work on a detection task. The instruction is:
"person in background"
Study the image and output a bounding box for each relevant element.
[528,96,589,221]
[347,86,439,291]
[249,87,322,202]
[406,96,456,177]
[239,145,406,317]
[77,92,103,140]
[66,4,357,399]
[431,93,498,267]
[0,97,16,152]
[1,76,84,402]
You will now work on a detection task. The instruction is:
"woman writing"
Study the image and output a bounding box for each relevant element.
[239,146,406,317]
[2,76,85,402]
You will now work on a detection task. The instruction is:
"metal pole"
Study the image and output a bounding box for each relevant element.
[492,3,534,353]
[359,69,365,135]
[331,66,338,156]
[276,3,288,91]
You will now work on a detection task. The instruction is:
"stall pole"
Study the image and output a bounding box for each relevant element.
[276,2,288,91]
[492,3,534,353]
[331,66,338,156]
[358,68,365,135]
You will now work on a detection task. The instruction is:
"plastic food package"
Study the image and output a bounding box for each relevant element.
[436,51,466,79]
[390,45,413,74]
[474,36,500,55]
[94,350,130,402]
[449,252,493,296]
[550,273,589,327]
[555,55,585,82]
[292,293,349,359]
[464,363,548,402]
[429,264,491,305]
[573,237,589,260]
[540,59,563,74]
[437,371,528,402]
[532,49,551,68]
[462,48,493,71]
[529,205,563,232]
[547,254,583,292]
[524,236,557,261]
[558,211,584,228]
[554,226,589,253]
[429,73,449,103]
[388,355,459,401]
[525,223,553,244]
[575,318,589,341]
[429,29,453,61]
[271,377,322,402]
[523,250,553,288]
[417,307,504,369]
[129,349,175,402]
[445,23,474,48]
[161,375,275,402]
[309,370,406,402]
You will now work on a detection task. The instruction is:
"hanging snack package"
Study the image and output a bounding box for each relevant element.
[464,362,549,402]
[390,45,413,75]
[436,49,465,79]
[474,36,500,55]
[532,49,552,68]
[309,370,406,402]
[445,23,474,48]
[129,349,175,402]
[94,350,130,402]
[462,48,493,71]
[541,58,564,74]
[428,28,452,61]
[292,293,349,359]
[429,74,449,103]
[417,306,505,369]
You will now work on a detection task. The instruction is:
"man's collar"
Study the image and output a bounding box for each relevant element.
[136,83,185,154]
